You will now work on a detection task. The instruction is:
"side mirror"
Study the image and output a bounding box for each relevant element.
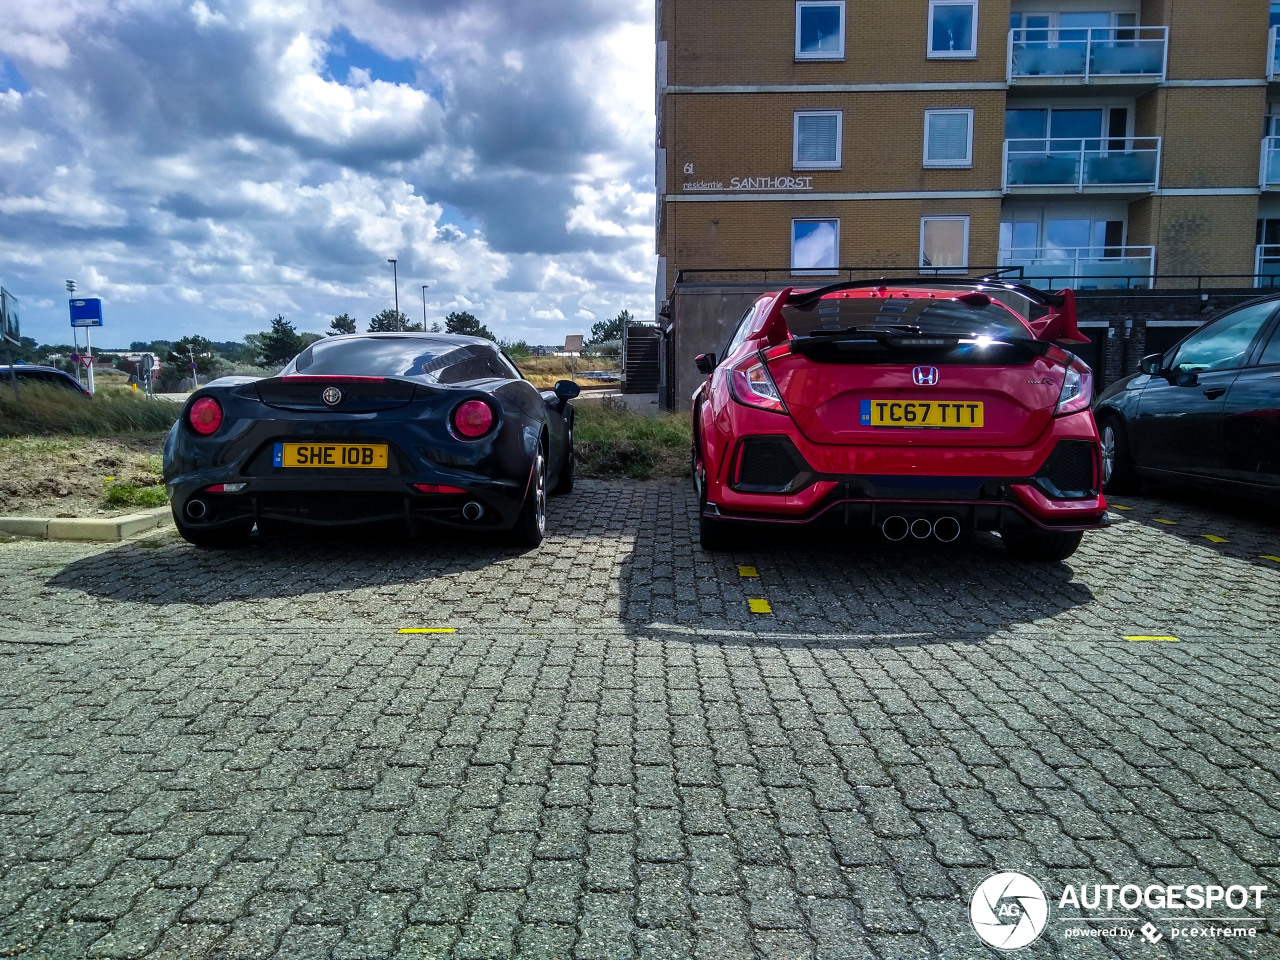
[695,352,717,375]
[553,379,580,400]
[1138,354,1163,376]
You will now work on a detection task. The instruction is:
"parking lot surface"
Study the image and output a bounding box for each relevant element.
[1,480,1278,959]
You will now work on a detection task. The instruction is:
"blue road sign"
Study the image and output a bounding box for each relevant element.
[69,298,103,327]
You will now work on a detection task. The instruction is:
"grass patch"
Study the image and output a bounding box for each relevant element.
[0,382,181,437]
[103,481,168,508]
[574,401,691,480]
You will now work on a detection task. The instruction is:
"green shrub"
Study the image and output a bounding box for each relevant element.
[0,383,181,437]
[103,481,168,508]
[573,402,691,480]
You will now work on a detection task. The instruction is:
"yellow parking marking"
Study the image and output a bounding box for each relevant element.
[738,565,759,578]
[1125,635,1180,642]
[1110,504,1133,510]
[1261,555,1280,564]
[1153,518,1177,525]
[1202,535,1229,543]
[398,628,457,634]
[748,598,772,614]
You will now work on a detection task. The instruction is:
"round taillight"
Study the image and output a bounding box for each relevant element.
[188,397,223,435]
[453,400,494,439]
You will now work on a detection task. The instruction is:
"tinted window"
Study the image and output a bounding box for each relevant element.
[782,295,1032,340]
[1170,301,1277,373]
[287,336,513,382]
[721,305,758,358]
[1260,327,1280,366]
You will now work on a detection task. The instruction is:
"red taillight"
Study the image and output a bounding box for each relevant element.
[412,483,468,494]
[728,355,786,413]
[188,397,223,435]
[452,400,495,439]
[1055,357,1093,416]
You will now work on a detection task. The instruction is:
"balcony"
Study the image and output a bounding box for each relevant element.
[1256,245,1280,287]
[1270,26,1280,81]
[1004,138,1160,194]
[999,246,1156,289]
[1263,137,1280,188]
[1008,26,1167,86]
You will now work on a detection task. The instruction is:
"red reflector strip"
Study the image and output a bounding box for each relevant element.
[412,484,468,494]
[764,343,792,360]
[203,484,226,493]
[279,375,388,383]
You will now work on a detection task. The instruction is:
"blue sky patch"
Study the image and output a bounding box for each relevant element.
[324,28,417,87]
[0,59,30,93]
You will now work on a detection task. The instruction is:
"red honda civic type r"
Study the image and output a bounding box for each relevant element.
[690,278,1108,561]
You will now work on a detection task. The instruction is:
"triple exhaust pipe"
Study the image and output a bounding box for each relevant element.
[880,515,961,543]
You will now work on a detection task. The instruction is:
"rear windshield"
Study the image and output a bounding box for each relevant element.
[783,294,1032,340]
[286,337,515,383]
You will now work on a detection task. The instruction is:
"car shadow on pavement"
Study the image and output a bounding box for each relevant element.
[616,490,1097,647]
[45,523,540,606]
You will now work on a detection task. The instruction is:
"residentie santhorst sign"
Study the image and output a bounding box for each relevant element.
[681,173,815,192]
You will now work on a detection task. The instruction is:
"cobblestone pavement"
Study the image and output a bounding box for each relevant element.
[0,480,1278,959]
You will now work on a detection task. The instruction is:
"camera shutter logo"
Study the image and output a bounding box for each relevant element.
[322,386,343,406]
[970,872,1049,950]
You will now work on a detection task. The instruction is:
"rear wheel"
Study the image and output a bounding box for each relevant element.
[551,419,574,495]
[1099,417,1139,495]
[696,456,739,551]
[173,509,253,548]
[1001,528,1083,562]
[509,443,547,547]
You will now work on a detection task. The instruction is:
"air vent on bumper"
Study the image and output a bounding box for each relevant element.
[1034,440,1097,500]
[732,436,813,494]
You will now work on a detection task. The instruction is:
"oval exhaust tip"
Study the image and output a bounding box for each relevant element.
[461,501,484,521]
[909,518,933,540]
[185,499,208,520]
[881,516,909,542]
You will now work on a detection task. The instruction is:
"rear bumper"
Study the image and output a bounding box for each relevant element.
[704,412,1107,531]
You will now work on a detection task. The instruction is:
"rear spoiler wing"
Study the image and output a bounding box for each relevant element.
[786,276,1088,345]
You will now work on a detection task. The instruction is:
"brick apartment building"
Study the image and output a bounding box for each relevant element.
[651,0,1280,405]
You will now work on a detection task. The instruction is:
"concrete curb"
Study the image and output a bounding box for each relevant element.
[0,506,172,542]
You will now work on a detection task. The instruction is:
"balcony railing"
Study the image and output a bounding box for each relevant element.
[1008,26,1168,83]
[1256,245,1280,287]
[999,246,1156,289]
[1004,137,1160,191]
[1262,137,1280,188]
[1270,26,1280,81]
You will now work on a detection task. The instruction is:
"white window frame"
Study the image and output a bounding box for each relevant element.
[923,108,974,168]
[795,1,846,61]
[920,216,970,271]
[928,0,979,59]
[791,218,841,275]
[793,110,843,169]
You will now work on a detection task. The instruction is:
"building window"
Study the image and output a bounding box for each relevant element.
[928,1,978,58]
[923,109,973,167]
[920,217,969,270]
[792,219,840,273]
[794,111,842,169]
[796,2,845,60]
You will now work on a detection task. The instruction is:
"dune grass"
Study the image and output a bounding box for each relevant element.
[0,382,181,437]
[573,400,691,480]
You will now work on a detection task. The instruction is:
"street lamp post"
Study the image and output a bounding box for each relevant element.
[388,259,399,331]
[421,284,430,330]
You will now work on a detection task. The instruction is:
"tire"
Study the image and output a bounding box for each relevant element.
[696,455,739,550]
[1001,528,1084,562]
[509,443,547,547]
[173,508,253,548]
[551,418,574,495]
[1099,417,1139,495]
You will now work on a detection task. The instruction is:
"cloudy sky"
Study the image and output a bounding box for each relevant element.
[0,0,656,349]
